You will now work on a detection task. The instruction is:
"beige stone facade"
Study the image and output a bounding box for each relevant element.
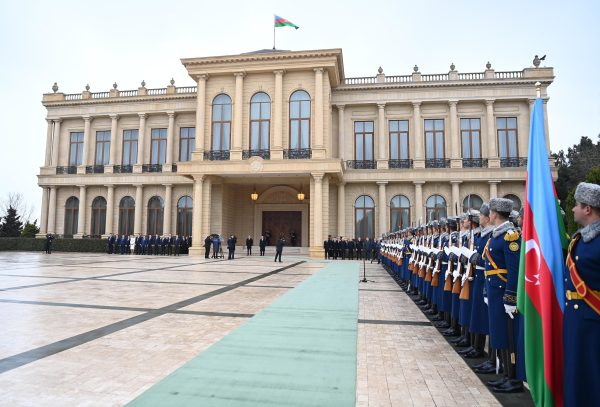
[37,48,555,256]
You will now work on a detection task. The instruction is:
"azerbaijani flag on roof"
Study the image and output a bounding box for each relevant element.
[517,96,568,406]
[274,15,299,29]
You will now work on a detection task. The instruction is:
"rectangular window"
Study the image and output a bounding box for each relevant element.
[68,132,84,166]
[496,117,518,158]
[424,119,445,159]
[150,128,167,165]
[460,118,481,159]
[354,121,374,160]
[94,130,111,165]
[389,120,409,160]
[179,127,196,161]
[122,129,138,165]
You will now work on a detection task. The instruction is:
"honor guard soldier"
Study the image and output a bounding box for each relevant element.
[564,182,600,407]
[484,197,523,393]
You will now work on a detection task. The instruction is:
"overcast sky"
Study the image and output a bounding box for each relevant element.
[1,0,599,222]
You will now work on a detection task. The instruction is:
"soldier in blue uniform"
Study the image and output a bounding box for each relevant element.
[439,218,458,331]
[564,182,600,407]
[484,197,523,393]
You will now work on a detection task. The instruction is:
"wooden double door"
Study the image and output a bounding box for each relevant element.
[262,211,302,246]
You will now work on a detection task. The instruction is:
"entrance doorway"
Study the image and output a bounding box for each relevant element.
[262,211,302,246]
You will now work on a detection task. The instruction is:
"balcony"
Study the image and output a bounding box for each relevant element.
[284,148,312,159]
[85,165,105,174]
[172,163,177,173]
[462,158,489,168]
[142,164,162,173]
[388,159,413,169]
[56,166,77,174]
[113,165,133,173]
[500,157,528,168]
[203,150,230,161]
[346,160,377,169]
[425,159,451,168]
[242,149,270,160]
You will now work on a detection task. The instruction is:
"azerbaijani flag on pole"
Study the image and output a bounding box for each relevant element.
[517,95,568,406]
[274,15,299,29]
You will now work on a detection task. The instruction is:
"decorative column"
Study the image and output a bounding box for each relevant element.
[413,181,424,225]
[47,186,57,234]
[311,172,324,257]
[231,72,245,160]
[134,113,147,173]
[78,115,92,174]
[451,181,462,215]
[105,185,114,236]
[165,111,176,171]
[38,187,49,236]
[163,184,172,235]
[377,181,388,236]
[189,176,204,255]
[51,119,62,166]
[489,180,500,199]
[337,182,345,237]
[272,70,284,159]
[195,74,207,157]
[313,68,325,158]
[377,103,388,169]
[75,185,87,238]
[486,100,499,168]
[201,177,212,239]
[337,105,345,159]
[449,100,461,168]
[134,184,144,235]
[413,102,424,168]
[107,114,119,173]
[45,119,53,166]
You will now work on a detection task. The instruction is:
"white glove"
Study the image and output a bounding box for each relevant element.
[483,297,488,305]
[504,304,516,319]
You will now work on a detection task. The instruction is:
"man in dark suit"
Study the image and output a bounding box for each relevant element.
[340,238,347,260]
[356,237,363,260]
[227,235,236,260]
[160,235,167,256]
[275,236,285,263]
[324,236,330,260]
[107,233,114,254]
[45,233,55,254]
[348,238,355,260]
[246,235,253,255]
[153,234,160,255]
[364,237,372,261]
[204,235,212,259]
[175,234,182,256]
[168,235,174,256]
[259,235,267,256]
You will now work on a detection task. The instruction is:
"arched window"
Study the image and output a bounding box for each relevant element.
[118,196,135,236]
[390,195,410,232]
[250,92,271,150]
[91,196,107,237]
[462,194,483,212]
[147,196,164,235]
[176,196,193,237]
[504,194,522,211]
[289,90,310,150]
[355,195,375,239]
[64,196,79,238]
[212,94,232,151]
[426,195,447,222]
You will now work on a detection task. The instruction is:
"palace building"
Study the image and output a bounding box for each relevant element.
[37,48,555,256]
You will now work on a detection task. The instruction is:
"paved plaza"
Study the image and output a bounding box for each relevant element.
[0,252,510,406]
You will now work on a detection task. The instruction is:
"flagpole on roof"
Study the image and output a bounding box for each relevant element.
[273,19,276,50]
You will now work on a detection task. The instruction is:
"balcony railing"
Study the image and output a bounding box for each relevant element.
[242,149,270,160]
[462,158,489,168]
[346,160,377,169]
[85,165,105,174]
[284,148,312,159]
[172,163,177,173]
[388,159,413,169]
[500,157,528,168]
[203,150,230,161]
[56,166,77,174]
[142,164,162,173]
[425,159,451,168]
[113,164,133,173]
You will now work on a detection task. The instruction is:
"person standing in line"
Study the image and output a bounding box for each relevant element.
[204,235,212,259]
[259,235,267,256]
[45,233,54,254]
[212,234,221,258]
[275,236,285,263]
[246,235,253,256]
[227,235,236,260]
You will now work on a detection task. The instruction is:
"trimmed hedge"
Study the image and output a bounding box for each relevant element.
[0,237,108,253]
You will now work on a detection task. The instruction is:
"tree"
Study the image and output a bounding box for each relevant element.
[0,206,23,237]
[21,220,40,238]
[554,135,600,204]
[563,166,600,235]
[1,192,35,224]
